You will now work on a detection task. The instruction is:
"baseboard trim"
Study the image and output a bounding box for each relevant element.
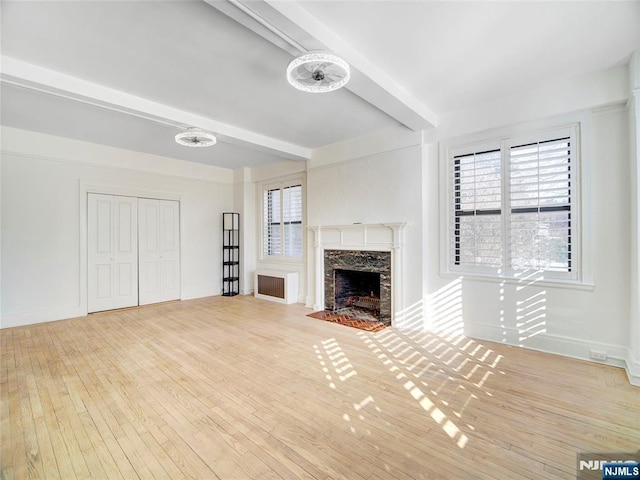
[1,304,87,329]
[465,321,639,387]
[625,349,640,386]
[2,286,218,329]
[181,286,218,300]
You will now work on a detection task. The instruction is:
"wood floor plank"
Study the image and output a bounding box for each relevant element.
[4,332,28,480]
[35,378,76,479]
[1,295,638,479]
[82,403,139,479]
[26,375,59,479]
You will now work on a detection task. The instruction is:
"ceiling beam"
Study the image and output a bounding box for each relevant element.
[0,56,311,161]
[208,0,438,130]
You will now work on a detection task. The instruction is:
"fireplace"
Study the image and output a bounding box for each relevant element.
[324,250,391,324]
[308,223,408,327]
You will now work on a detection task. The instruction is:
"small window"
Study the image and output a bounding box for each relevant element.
[448,126,579,280]
[263,181,303,258]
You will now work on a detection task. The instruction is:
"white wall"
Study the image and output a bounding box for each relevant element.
[233,167,256,295]
[1,127,234,328]
[425,108,630,347]
[307,128,425,328]
[427,64,630,144]
[298,64,637,384]
[422,65,637,384]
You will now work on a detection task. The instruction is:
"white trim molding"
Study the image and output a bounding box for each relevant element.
[1,305,86,329]
[466,321,640,387]
[625,349,640,387]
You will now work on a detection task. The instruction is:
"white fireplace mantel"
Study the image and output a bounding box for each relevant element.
[307,222,409,251]
[307,223,410,326]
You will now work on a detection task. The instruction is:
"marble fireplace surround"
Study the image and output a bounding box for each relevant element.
[307,223,409,327]
[325,250,391,323]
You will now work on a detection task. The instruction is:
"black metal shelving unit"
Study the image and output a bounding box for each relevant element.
[222,212,240,296]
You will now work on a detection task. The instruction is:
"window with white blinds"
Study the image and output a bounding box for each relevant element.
[453,149,502,268]
[449,126,579,280]
[509,137,572,273]
[263,182,303,258]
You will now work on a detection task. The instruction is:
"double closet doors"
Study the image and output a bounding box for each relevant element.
[87,193,180,313]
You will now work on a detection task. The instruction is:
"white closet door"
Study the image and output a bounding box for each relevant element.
[138,199,161,305]
[159,200,181,301]
[139,199,180,305]
[88,194,138,313]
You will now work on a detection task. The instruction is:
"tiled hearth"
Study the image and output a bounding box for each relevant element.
[307,308,388,332]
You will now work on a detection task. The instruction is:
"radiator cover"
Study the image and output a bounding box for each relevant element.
[257,275,285,299]
[254,270,299,304]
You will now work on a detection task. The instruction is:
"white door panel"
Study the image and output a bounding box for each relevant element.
[139,200,161,305]
[144,203,159,252]
[113,197,138,309]
[161,261,177,290]
[89,194,114,312]
[139,199,180,305]
[159,201,180,302]
[117,201,134,253]
[117,263,132,295]
[88,193,138,313]
[140,262,160,298]
[96,263,112,299]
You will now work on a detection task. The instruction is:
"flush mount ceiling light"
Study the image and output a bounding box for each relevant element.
[286,52,350,93]
[175,127,217,147]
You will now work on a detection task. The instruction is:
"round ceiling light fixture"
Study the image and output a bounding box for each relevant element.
[175,127,217,147]
[286,52,350,93]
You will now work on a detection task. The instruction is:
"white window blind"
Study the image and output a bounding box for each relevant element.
[509,137,572,273]
[448,126,578,280]
[263,183,303,257]
[452,149,502,269]
[264,188,281,256]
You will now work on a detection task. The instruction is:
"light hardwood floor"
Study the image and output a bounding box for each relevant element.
[1,295,638,479]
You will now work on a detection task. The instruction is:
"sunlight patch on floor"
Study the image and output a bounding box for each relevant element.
[358,332,470,449]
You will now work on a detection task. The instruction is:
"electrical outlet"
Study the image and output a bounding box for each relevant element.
[590,349,608,361]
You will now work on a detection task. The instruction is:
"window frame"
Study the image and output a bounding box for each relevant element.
[443,124,582,284]
[259,175,305,261]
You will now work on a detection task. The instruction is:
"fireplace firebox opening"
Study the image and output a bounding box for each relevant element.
[334,269,381,316]
[323,249,392,325]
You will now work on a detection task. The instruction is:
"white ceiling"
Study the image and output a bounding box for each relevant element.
[1,0,639,169]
